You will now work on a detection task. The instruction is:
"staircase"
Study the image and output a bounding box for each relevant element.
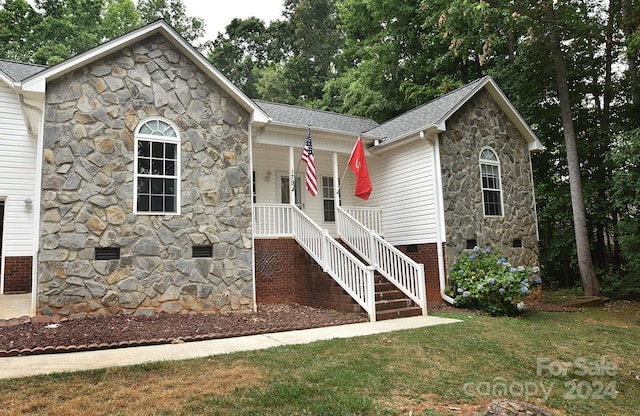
[374,274,423,320]
[253,203,427,321]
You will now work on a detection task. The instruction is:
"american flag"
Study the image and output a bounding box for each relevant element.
[301,128,318,196]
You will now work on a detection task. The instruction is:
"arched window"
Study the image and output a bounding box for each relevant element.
[134,118,180,214]
[479,148,503,216]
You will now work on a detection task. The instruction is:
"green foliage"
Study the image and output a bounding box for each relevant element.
[136,0,204,44]
[447,247,541,315]
[603,128,640,298]
[0,0,43,61]
[101,0,141,40]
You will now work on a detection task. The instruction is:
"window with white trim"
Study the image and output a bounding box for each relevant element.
[480,148,503,216]
[135,119,180,214]
[322,176,335,222]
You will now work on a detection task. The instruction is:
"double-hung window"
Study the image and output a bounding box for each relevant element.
[480,148,503,216]
[322,176,335,222]
[135,119,180,214]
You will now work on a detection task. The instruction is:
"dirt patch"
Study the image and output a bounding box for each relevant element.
[0,303,368,357]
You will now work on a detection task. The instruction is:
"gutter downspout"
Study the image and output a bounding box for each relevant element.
[430,133,456,305]
[18,92,44,316]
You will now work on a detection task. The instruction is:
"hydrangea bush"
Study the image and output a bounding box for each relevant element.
[446,247,541,315]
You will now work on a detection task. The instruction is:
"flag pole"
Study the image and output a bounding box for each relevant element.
[336,133,362,195]
[292,126,310,191]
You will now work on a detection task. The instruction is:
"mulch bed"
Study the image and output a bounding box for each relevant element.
[0,301,582,358]
[0,303,368,358]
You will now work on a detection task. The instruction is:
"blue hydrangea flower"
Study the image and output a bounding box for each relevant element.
[458,269,465,275]
[487,278,495,285]
[477,284,484,291]
[499,288,506,295]
[469,254,476,260]
[521,286,529,295]
[485,247,492,253]
[534,276,542,284]
[457,288,464,294]
[463,291,471,297]
[510,267,518,273]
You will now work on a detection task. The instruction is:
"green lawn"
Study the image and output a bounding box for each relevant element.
[1,300,638,415]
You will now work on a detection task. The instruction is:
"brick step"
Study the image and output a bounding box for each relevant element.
[375,290,406,301]
[376,306,423,321]
[375,298,414,311]
[374,282,396,292]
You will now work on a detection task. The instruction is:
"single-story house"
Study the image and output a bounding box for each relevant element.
[0,21,543,322]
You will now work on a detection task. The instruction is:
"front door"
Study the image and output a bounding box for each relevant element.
[279,174,303,209]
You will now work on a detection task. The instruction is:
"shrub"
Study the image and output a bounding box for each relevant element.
[446,247,541,315]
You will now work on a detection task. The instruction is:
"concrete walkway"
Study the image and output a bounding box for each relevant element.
[0,315,461,380]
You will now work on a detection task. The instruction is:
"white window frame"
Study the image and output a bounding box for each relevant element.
[321,176,335,222]
[479,147,503,217]
[134,118,181,215]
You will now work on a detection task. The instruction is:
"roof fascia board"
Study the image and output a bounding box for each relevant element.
[369,124,443,154]
[264,121,382,142]
[0,72,15,88]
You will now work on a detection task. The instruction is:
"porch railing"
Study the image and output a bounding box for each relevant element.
[253,204,377,321]
[337,206,427,315]
[341,206,383,235]
[253,204,293,237]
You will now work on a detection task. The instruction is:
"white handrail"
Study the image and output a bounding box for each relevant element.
[253,204,377,321]
[253,204,292,237]
[341,206,383,234]
[337,206,427,315]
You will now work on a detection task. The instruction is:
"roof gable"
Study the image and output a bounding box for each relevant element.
[368,76,544,152]
[20,20,269,123]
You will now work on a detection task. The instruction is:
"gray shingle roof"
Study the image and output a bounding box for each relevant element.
[0,59,47,82]
[255,77,490,142]
[365,76,489,140]
[255,100,379,135]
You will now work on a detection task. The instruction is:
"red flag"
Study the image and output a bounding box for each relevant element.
[301,128,318,196]
[347,136,372,200]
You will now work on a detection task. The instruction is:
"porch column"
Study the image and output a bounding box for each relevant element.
[332,152,341,207]
[289,146,296,206]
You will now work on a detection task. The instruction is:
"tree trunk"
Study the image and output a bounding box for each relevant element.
[547,6,600,296]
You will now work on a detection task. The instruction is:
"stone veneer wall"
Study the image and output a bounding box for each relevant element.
[37,34,253,317]
[439,90,539,271]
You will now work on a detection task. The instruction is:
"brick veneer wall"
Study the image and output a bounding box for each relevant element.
[255,238,361,313]
[3,256,32,294]
[396,243,445,303]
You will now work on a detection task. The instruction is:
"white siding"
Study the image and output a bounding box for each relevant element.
[0,84,38,257]
[360,139,438,245]
[252,142,356,236]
